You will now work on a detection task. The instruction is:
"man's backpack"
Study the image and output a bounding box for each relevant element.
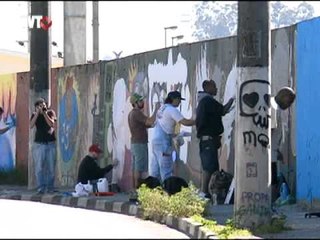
[208,169,233,204]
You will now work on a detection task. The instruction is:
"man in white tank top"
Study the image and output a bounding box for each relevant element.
[151,91,195,182]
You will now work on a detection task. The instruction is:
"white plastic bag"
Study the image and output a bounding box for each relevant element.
[72,182,93,197]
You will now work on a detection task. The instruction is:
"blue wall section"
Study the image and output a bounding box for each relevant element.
[296,18,320,202]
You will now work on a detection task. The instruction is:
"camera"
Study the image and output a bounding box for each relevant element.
[42,106,47,112]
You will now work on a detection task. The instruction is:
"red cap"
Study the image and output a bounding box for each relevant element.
[89,144,103,153]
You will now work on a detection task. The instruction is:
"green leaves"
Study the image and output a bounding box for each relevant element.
[137,183,206,220]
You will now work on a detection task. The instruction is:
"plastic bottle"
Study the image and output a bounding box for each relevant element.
[280,182,289,202]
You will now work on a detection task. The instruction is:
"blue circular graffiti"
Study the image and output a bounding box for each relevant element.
[59,82,79,163]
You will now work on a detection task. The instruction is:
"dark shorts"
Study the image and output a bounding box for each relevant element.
[199,139,219,174]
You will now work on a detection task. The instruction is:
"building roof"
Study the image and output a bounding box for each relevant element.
[0,49,63,75]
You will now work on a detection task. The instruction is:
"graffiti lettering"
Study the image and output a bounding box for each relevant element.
[238,204,271,217]
[91,93,98,116]
[243,131,257,146]
[246,162,257,178]
[242,31,261,58]
[241,191,269,203]
[258,133,269,148]
[61,172,74,186]
[243,131,269,148]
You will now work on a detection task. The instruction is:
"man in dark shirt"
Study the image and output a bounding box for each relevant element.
[196,80,234,198]
[30,98,57,194]
[77,144,119,184]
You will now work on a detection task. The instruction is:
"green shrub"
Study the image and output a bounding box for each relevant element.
[167,184,207,217]
[137,183,256,239]
[218,218,252,239]
[253,218,291,235]
[191,216,252,239]
[137,182,206,220]
[137,185,170,219]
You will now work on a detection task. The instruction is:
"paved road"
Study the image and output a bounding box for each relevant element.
[0,199,189,239]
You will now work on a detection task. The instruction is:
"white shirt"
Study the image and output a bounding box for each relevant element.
[156,104,184,134]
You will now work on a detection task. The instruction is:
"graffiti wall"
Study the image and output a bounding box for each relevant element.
[2,20,304,197]
[0,73,17,170]
[55,64,101,187]
[97,32,295,192]
[296,18,320,204]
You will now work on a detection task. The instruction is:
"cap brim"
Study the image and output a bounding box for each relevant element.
[180,97,185,100]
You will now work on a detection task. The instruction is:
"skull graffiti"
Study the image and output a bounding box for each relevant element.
[240,79,271,129]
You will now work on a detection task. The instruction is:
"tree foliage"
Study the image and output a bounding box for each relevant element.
[192,1,315,41]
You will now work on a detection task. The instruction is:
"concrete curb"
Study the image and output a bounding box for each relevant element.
[0,192,215,239]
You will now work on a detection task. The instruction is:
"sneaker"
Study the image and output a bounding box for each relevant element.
[37,189,45,195]
[47,189,59,194]
[205,192,212,199]
[198,191,210,200]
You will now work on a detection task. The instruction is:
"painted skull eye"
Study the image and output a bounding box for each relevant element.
[243,92,259,108]
[264,94,270,107]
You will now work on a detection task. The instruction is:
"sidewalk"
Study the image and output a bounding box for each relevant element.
[0,185,319,239]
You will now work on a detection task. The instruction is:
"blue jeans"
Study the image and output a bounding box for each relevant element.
[32,142,56,192]
[151,124,174,182]
[131,143,148,172]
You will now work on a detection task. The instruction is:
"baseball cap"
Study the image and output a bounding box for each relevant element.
[167,91,185,100]
[89,144,103,154]
[130,93,144,104]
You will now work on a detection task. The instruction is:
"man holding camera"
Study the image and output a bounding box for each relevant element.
[30,98,57,194]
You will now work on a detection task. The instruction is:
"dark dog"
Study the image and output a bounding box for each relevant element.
[163,176,188,195]
[140,176,161,189]
[208,169,233,204]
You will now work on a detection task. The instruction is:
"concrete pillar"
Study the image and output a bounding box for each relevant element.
[29,1,52,189]
[92,1,99,62]
[234,1,272,228]
[63,1,86,66]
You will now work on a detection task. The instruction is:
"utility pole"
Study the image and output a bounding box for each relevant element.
[29,1,51,189]
[27,1,31,53]
[64,1,86,66]
[29,0,51,103]
[235,1,271,229]
[92,1,99,62]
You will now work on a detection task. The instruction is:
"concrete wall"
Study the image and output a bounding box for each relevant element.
[296,18,320,204]
[54,63,100,186]
[0,20,302,195]
[270,27,296,196]
[95,30,296,192]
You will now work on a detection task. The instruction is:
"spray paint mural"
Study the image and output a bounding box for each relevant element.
[147,50,192,169]
[57,70,80,186]
[0,74,17,171]
[2,20,302,197]
[55,64,101,187]
[97,32,295,192]
[59,73,79,163]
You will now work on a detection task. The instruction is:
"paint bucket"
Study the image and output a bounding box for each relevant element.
[97,178,109,192]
